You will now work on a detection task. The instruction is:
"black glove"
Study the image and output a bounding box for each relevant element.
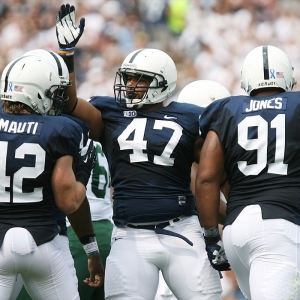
[73,140,96,187]
[204,227,231,272]
[56,3,85,50]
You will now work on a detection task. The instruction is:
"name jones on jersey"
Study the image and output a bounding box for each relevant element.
[245,97,285,112]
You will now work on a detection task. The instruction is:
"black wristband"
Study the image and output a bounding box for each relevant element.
[75,169,90,187]
[79,234,96,244]
[60,54,74,73]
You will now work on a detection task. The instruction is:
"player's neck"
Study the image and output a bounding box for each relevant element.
[138,102,164,111]
[251,87,285,97]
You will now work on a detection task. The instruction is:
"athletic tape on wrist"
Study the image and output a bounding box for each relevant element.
[203,226,219,238]
[58,50,74,73]
[82,237,100,257]
[58,47,75,55]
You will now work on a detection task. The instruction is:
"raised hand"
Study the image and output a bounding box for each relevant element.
[56,3,85,50]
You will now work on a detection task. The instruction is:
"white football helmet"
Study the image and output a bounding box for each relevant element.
[114,48,177,108]
[21,49,71,115]
[177,80,231,107]
[1,54,70,115]
[241,45,296,95]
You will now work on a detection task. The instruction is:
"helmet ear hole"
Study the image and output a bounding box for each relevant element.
[159,80,168,87]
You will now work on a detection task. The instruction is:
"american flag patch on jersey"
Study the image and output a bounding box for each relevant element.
[276,72,284,78]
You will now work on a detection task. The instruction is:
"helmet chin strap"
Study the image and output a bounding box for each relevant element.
[126,100,144,109]
[125,93,147,109]
[134,103,144,109]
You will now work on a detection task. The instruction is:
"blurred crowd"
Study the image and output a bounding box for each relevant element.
[0,0,299,299]
[1,0,300,101]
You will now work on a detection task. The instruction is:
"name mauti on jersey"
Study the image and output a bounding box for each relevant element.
[0,118,40,134]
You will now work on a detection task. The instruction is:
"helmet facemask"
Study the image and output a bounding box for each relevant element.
[46,82,70,115]
[114,69,169,108]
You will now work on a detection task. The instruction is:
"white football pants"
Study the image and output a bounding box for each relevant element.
[0,227,79,300]
[9,234,78,300]
[155,271,178,300]
[223,204,300,300]
[105,215,222,300]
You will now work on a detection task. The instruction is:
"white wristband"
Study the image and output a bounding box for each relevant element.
[83,240,100,257]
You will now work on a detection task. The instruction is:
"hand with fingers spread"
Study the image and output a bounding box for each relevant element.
[56,3,85,51]
[56,3,85,73]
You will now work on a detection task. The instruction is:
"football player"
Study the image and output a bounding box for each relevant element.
[155,80,231,300]
[55,4,223,299]
[0,54,96,300]
[196,45,300,299]
[9,49,104,300]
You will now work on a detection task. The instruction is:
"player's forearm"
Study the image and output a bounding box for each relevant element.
[195,181,220,228]
[70,99,104,142]
[68,197,101,262]
[196,131,225,227]
[218,197,227,225]
[67,197,94,238]
[64,72,78,113]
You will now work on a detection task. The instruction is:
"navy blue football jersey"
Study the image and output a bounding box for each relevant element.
[200,91,300,226]
[89,96,202,225]
[0,110,85,246]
